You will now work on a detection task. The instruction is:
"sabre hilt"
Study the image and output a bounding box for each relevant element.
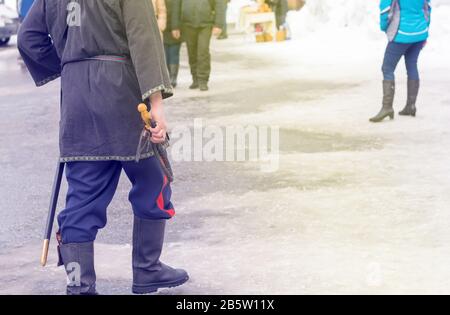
[138,103,156,129]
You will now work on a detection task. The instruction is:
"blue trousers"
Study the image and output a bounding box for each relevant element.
[164,43,182,66]
[382,41,424,81]
[57,157,175,244]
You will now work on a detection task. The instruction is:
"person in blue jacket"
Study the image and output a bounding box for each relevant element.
[370,0,431,123]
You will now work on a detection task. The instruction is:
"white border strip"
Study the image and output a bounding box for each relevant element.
[398,28,429,36]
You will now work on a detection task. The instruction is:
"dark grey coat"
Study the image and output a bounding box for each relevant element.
[172,0,227,30]
[18,0,172,162]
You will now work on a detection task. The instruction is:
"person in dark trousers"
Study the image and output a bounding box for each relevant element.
[172,0,226,91]
[370,0,432,123]
[18,0,188,295]
[266,0,288,30]
[217,0,230,40]
[164,0,182,87]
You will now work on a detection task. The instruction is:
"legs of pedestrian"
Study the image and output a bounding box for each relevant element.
[399,42,424,116]
[184,25,200,89]
[165,43,181,88]
[197,26,213,91]
[370,42,408,123]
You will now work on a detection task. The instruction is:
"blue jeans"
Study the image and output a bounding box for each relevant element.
[382,41,425,81]
[57,157,175,244]
[164,43,181,66]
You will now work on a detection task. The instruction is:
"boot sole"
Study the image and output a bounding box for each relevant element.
[369,113,395,123]
[132,275,190,294]
[399,112,416,117]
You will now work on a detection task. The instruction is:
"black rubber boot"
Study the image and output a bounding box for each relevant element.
[169,64,179,88]
[370,80,395,123]
[189,77,199,89]
[132,216,189,294]
[58,242,98,295]
[399,80,419,117]
[199,81,209,91]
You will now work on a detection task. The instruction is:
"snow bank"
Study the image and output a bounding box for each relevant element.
[287,0,450,44]
[428,1,450,43]
[287,0,380,41]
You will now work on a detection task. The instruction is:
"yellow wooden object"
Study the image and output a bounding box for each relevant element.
[256,34,265,42]
[264,32,273,42]
[138,103,152,128]
[276,29,287,42]
[258,3,271,13]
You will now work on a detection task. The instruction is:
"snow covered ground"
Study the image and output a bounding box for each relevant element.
[1,0,450,295]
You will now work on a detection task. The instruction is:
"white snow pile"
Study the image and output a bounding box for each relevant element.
[287,0,450,43]
[287,0,379,40]
[428,1,450,42]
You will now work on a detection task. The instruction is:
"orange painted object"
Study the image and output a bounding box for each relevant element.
[258,3,271,13]
[276,29,287,42]
[256,34,265,43]
[264,32,273,42]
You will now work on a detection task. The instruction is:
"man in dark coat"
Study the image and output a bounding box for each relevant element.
[18,0,188,295]
[172,0,226,91]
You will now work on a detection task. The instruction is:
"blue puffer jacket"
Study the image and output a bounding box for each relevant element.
[380,0,431,43]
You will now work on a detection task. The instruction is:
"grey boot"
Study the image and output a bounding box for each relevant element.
[132,216,189,294]
[399,80,419,117]
[169,64,179,88]
[370,80,395,123]
[58,242,98,295]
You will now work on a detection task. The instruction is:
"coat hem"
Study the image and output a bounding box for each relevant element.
[36,73,61,87]
[59,152,155,163]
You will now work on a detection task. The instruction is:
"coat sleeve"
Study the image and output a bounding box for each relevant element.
[121,0,172,100]
[171,0,181,30]
[379,0,393,32]
[214,0,227,29]
[17,0,61,87]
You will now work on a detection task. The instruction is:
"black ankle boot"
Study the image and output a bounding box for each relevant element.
[132,216,189,294]
[370,80,395,123]
[399,80,419,117]
[58,242,98,295]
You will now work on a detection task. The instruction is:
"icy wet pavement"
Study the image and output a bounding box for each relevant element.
[1,34,450,294]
